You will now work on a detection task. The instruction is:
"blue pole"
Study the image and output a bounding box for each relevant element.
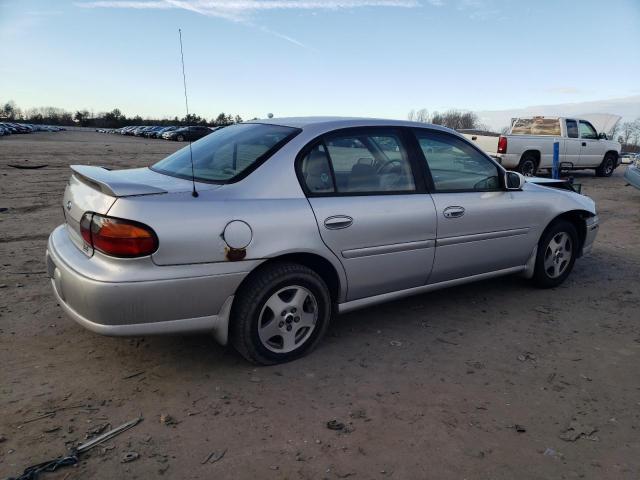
[552,141,560,179]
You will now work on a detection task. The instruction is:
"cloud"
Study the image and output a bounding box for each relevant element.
[476,96,640,131]
[545,87,583,95]
[76,0,421,47]
[77,0,421,22]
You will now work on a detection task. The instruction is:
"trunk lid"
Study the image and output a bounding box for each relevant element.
[62,165,217,255]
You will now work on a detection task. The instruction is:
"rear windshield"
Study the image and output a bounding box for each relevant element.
[511,118,561,136]
[151,123,300,183]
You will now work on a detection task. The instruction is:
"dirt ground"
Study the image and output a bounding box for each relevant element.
[1,131,639,480]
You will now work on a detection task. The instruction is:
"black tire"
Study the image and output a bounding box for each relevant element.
[595,153,616,177]
[177,135,184,142]
[517,154,538,176]
[230,262,332,365]
[532,219,579,288]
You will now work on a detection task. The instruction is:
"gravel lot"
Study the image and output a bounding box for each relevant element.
[1,131,639,479]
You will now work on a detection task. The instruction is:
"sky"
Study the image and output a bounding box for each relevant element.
[1,0,639,129]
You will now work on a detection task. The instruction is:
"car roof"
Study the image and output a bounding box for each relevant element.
[250,116,456,134]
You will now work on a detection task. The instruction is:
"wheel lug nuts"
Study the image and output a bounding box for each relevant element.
[286,325,292,331]
[294,317,300,323]
[291,308,297,313]
[278,321,284,327]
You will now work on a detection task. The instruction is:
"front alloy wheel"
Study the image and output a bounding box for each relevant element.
[533,219,578,288]
[543,232,572,279]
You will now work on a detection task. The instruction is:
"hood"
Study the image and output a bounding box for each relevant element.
[580,113,622,136]
[524,179,596,215]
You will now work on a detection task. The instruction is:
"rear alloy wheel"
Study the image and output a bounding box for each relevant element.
[532,220,578,288]
[230,263,331,365]
[518,154,538,176]
[176,134,185,142]
[595,153,616,177]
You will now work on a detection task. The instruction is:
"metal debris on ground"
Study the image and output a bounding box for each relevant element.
[514,424,527,433]
[7,164,49,169]
[559,418,598,442]
[7,417,143,480]
[121,451,140,463]
[159,414,177,426]
[326,419,354,433]
[201,449,227,464]
[517,352,537,362]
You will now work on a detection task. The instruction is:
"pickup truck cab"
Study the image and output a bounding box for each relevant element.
[463,117,621,177]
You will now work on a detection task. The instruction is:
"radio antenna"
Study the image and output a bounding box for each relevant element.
[178,28,198,198]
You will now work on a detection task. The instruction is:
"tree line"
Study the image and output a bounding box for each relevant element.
[0,100,245,128]
[407,108,487,131]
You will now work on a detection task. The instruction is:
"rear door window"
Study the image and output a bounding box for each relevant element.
[299,129,416,194]
[566,119,579,138]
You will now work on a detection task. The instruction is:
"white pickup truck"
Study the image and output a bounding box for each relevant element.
[462,116,622,177]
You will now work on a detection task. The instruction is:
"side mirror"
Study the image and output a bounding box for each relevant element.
[598,132,608,140]
[506,171,525,190]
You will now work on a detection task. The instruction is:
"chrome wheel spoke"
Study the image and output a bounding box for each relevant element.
[544,252,555,272]
[259,318,281,342]
[291,288,307,310]
[282,330,297,351]
[297,310,316,328]
[265,294,287,315]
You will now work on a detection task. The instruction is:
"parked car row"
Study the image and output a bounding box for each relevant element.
[620,152,640,164]
[96,125,219,141]
[0,122,65,136]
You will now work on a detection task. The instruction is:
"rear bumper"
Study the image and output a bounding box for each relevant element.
[624,164,640,190]
[496,153,520,169]
[46,225,256,344]
[581,215,599,256]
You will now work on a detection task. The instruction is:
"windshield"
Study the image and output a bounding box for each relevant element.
[151,123,300,183]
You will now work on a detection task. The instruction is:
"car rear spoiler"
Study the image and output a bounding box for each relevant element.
[70,165,168,197]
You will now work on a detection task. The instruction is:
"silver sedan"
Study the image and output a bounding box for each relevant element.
[47,118,599,364]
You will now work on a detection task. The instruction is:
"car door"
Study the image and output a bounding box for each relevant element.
[297,127,438,301]
[578,120,605,167]
[563,119,581,168]
[411,128,542,284]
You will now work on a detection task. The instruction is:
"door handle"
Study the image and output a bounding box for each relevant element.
[324,215,353,230]
[443,206,465,219]
[582,142,587,147]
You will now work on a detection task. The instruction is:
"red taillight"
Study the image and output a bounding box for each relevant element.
[80,212,92,245]
[83,213,158,258]
[497,136,508,154]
